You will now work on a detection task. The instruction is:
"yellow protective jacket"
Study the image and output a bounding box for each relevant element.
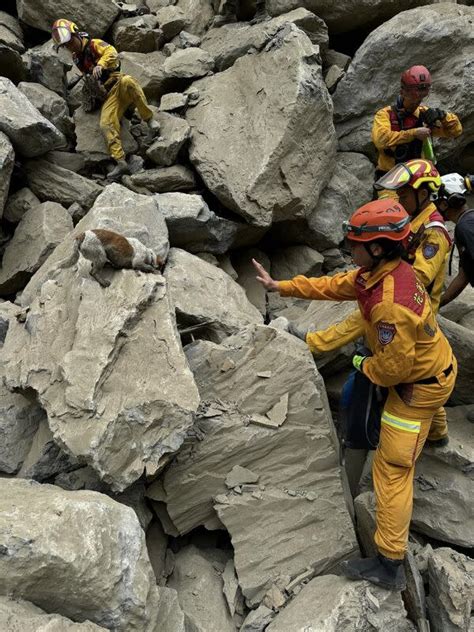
[372,105,462,172]
[307,202,452,354]
[278,259,453,387]
[73,37,121,87]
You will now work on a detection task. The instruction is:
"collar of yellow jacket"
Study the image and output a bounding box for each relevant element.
[359,258,401,289]
[409,202,437,233]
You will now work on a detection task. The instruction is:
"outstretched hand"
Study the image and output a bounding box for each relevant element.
[252,258,279,292]
[92,65,103,80]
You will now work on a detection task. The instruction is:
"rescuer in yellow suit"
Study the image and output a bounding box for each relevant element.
[252,199,457,591]
[52,19,160,180]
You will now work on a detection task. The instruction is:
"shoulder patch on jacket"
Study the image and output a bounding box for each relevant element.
[422,242,439,259]
[391,261,425,316]
[377,321,397,345]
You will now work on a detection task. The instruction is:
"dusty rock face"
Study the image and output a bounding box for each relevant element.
[175,0,214,37]
[0,201,73,296]
[438,315,474,405]
[0,131,14,218]
[269,244,323,279]
[130,165,197,193]
[201,8,328,71]
[0,78,65,158]
[307,152,375,250]
[17,0,120,37]
[266,574,416,631]
[112,15,160,53]
[164,248,263,341]
[0,479,161,631]
[18,81,74,140]
[146,112,191,166]
[168,545,237,631]
[427,547,474,632]
[25,159,103,209]
[266,0,434,33]
[161,325,358,605]
[0,11,24,53]
[0,597,106,631]
[233,248,270,315]
[187,25,336,227]
[22,41,68,96]
[333,4,473,163]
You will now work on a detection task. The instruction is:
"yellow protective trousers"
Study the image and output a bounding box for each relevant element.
[373,356,457,560]
[100,75,153,161]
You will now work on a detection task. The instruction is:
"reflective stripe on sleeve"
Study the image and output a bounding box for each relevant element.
[381,411,421,434]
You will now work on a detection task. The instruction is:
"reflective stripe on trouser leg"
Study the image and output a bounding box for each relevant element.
[100,85,125,161]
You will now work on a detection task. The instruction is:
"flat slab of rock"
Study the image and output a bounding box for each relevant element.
[0,201,73,296]
[17,0,119,37]
[0,78,65,158]
[0,596,106,630]
[187,25,336,227]
[0,479,161,631]
[266,574,416,631]
[18,81,74,139]
[25,159,103,209]
[147,112,190,167]
[164,248,263,341]
[130,166,196,193]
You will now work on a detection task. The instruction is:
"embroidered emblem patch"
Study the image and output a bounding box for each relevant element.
[377,321,397,346]
[422,242,439,260]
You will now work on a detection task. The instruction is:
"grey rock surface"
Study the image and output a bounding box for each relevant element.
[0,78,65,158]
[0,479,161,630]
[130,165,197,192]
[270,244,323,280]
[333,4,473,163]
[112,14,160,53]
[25,159,103,209]
[0,11,24,53]
[23,40,68,96]
[0,201,73,296]
[201,8,328,71]
[154,587,187,632]
[3,187,40,224]
[147,112,190,166]
[175,0,214,37]
[17,0,120,37]
[156,6,187,41]
[0,131,14,218]
[233,248,270,316]
[266,574,416,631]
[439,315,474,405]
[0,596,106,631]
[187,25,336,227]
[164,248,263,341]
[18,81,74,139]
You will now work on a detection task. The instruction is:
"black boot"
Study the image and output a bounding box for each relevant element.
[340,554,406,591]
[425,436,449,448]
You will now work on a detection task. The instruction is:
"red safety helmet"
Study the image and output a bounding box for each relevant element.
[342,199,411,243]
[401,65,432,91]
[374,159,441,193]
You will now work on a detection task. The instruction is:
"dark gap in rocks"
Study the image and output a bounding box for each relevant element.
[21,23,51,50]
[329,25,373,58]
[1,0,17,18]
[168,525,233,555]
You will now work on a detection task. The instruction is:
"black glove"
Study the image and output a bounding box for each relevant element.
[287,321,308,342]
[422,108,446,127]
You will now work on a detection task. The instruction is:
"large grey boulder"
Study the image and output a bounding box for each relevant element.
[164,248,263,341]
[16,0,120,37]
[266,574,415,631]
[187,25,336,227]
[163,325,358,606]
[24,159,103,209]
[201,8,328,71]
[22,40,68,96]
[129,165,197,192]
[0,201,73,296]
[0,597,106,631]
[266,0,435,33]
[112,14,161,53]
[427,547,474,632]
[175,0,214,37]
[0,386,45,474]
[0,479,161,630]
[307,152,375,250]
[3,188,40,224]
[156,192,260,254]
[168,546,237,632]
[0,11,24,53]
[0,131,14,219]
[269,244,323,279]
[438,315,474,405]
[155,6,187,41]
[147,112,191,167]
[333,4,473,163]
[18,81,74,139]
[0,78,65,158]
[0,43,27,84]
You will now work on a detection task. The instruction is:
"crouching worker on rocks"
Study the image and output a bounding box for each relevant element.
[252,199,457,591]
[52,19,160,180]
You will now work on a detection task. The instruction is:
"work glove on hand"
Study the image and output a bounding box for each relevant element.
[422,108,446,127]
[352,354,367,372]
[287,321,308,342]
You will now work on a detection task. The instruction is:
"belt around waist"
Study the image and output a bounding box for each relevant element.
[413,364,453,385]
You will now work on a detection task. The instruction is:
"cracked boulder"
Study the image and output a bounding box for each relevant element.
[0,131,14,219]
[187,24,336,227]
[333,4,473,164]
[0,479,161,631]
[161,325,358,606]
[201,8,328,71]
[0,597,106,631]
[164,248,263,341]
[266,574,416,631]
[22,40,69,96]
[0,201,73,296]
[18,81,74,140]
[16,0,119,37]
[427,547,474,632]
[0,78,65,158]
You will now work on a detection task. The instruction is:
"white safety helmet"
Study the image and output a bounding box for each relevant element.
[437,173,473,211]
[441,173,468,196]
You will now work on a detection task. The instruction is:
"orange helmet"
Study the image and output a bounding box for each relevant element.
[342,199,411,243]
[52,19,80,48]
[374,159,442,193]
[401,65,432,91]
